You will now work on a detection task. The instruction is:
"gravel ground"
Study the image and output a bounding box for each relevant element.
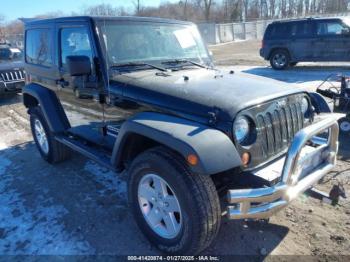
[0,41,349,258]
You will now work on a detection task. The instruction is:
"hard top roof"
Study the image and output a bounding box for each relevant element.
[24,15,193,26]
[271,17,347,24]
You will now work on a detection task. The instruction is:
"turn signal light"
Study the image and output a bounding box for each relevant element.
[187,154,198,166]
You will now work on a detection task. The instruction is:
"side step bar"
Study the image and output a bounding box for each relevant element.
[55,135,116,171]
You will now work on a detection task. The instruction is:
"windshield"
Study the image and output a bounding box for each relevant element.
[98,21,210,67]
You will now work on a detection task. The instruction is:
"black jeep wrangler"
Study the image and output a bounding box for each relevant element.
[23,16,340,254]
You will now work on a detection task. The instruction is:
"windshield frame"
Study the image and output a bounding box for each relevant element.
[95,19,213,70]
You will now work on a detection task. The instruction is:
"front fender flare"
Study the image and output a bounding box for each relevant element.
[112,112,242,176]
[309,92,332,113]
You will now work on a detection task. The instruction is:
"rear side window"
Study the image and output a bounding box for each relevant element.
[60,27,93,69]
[265,23,292,39]
[25,29,52,67]
[317,21,347,35]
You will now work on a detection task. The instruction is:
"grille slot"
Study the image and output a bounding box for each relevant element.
[0,70,25,82]
[257,101,304,157]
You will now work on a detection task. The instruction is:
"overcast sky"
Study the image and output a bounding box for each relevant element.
[1,0,179,21]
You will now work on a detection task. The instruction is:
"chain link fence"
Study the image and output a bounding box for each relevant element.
[198,12,350,45]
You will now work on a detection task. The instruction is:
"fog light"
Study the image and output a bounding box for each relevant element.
[241,152,251,166]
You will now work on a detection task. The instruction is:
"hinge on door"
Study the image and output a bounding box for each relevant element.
[208,111,217,125]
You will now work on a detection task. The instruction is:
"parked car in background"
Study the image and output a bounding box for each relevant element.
[0,44,25,94]
[260,17,350,70]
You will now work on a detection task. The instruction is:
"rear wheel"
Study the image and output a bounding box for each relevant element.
[270,49,290,70]
[339,117,350,135]
[30,107,70,163]
[128,147,221,255]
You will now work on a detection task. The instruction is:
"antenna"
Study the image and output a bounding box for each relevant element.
[97,17,110,137]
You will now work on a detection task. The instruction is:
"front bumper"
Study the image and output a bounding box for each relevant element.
[227,115,339,219]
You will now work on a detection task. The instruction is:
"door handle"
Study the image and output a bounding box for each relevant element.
[56,79,69,88]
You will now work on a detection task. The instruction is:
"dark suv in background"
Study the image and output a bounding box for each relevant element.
[0,44,25,94]
[260,17,350,70]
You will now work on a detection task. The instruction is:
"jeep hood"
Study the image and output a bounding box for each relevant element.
[111,68,305,121]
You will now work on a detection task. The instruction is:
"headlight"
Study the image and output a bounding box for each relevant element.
[301,97,309,114]
[234,116,250,143]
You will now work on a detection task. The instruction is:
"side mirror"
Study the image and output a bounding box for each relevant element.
[66,55,91,76]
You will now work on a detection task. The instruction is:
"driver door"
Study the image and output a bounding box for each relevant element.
[56,23,104,141]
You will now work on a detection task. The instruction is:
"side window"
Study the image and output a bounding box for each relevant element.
[60,27,93,69]
[267,23,291,39]
[25,29,52,67]
[317,21,346,36]
[291,22,313,37]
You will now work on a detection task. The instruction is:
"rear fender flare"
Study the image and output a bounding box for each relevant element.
[23,83,70,133]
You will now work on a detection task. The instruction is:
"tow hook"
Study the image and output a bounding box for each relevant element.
[306,183,347,206]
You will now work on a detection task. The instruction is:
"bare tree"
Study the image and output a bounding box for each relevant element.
[203,0,213,21]
[83,4,120,16]
[179,0,189,20]
[133,0,142,15]
[0,14,5,41]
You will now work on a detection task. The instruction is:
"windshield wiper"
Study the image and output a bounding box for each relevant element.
[161,59,207,69]
[110,62,167,72]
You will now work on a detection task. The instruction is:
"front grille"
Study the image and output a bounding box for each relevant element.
[0,69,25,82]
[235,93,308,169]
[256,101,304,158]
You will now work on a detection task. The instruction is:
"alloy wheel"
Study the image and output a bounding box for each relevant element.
[138,174,182,239]
[34,119,49,154]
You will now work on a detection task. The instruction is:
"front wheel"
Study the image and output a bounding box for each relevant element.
[270,49,290,70]
[128,147,221,255]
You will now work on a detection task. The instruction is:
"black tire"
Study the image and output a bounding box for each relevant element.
[339,117,350,135]
[128,146,221,255]
[29,106,70,163]
[289,62,298,67]
[270,49,290,70]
